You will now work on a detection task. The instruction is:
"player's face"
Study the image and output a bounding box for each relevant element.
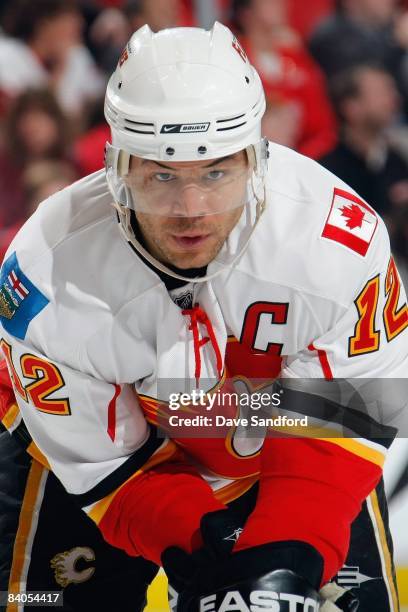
[131,151,248,269]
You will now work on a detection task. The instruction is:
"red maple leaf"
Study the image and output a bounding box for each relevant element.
[340,204,365,230]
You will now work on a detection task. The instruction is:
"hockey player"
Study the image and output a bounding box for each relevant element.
[0,22,407,611]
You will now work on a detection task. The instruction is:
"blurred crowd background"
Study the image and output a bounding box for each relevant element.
[0,0,407,283]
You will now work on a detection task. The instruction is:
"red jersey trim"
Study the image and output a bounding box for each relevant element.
[107,384,121,442]
[308,343,333,380]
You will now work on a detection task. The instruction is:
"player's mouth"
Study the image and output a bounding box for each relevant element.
[170,233,211,250]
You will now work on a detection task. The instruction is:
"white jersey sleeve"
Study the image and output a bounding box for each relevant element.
[0,332,169,500]
[0,171,173,504]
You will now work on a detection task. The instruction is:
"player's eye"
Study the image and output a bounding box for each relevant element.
[206,170,225,181]
[154,173,176,182]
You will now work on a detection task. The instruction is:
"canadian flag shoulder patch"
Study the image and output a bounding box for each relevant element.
[321,187,378,256]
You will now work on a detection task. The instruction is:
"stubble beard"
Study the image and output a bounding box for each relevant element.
[147,225,225,269]
[137,213,240,270]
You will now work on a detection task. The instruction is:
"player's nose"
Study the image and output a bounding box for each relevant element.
[173,184,211,217]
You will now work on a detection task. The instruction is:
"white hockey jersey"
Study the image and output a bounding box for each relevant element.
[0,143,407,509]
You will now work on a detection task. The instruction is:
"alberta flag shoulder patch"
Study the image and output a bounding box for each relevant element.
[0,252,49,339]
[321,187,378,256]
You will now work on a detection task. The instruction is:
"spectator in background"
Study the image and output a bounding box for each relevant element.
[0,0,105,121]
[309,0,408,117]
[22,159,78,217]
[231,0,337,159]
[287,0,334,40]
[5,90,70,166]
[391,207,408,290]
[88,0,195,25]
[73,98,110,176]
[124,0,182,32]
[0,160,78,262]
[0,89,76,229]
[78,0,188,173]
[87,0,186,77]
[86,5,130,76]
[319,64,408,238]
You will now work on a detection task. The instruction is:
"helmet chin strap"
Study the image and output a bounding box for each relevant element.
[111,194,266,284]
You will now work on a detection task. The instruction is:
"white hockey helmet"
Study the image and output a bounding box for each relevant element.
[104,22,268,280]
